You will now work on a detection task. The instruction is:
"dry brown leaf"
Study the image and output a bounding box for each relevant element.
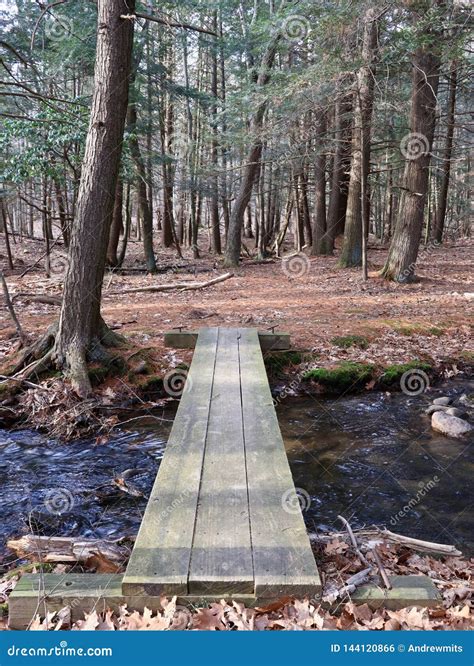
[73,610,100,631]
[192,605,226,631]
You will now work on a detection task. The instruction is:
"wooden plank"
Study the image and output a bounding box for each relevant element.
[164,330,198,349]
[122,328,219,596]
[165,329,290,351]
[257,332,291,351]
[238,328,321,597]
[188,328,254,595]
[8,575,127,629]
[8,574,257,629]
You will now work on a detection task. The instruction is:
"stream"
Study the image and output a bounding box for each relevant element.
[0,379,472,568]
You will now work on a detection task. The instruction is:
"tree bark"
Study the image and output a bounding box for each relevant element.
[53,0,135,396]
[210,10,221,254]
[433,61,457,244]
[311,112,328,255]
[106,178,123,267]
[326,89,352,252]
[128,103,157,272]
[224,30,282,267]
[340,9,378,268]
[381,6,441,281]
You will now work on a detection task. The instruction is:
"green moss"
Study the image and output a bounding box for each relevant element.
[88,356,127,386]
[303,361,375,392]
[139,375,164,393]
[381,360,432,385]
[391,322,445,337]
[395,325,417,336]
[264,351,303,376]
[331,335,369,349]
[428,327,444,337]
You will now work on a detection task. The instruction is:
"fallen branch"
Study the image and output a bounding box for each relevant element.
[111,272,234,295]
[311,528,462,556]
[0,374,44,390]
[338,515,370,566]
[379,529,462,556]
[12,293,62,306]
[323,567,373,603]
[371,546,392,590]
[7,535,130,565]
[1,271,27,345]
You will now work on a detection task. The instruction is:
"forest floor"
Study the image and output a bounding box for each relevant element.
[1,235,472,376]
[0,237,473,630]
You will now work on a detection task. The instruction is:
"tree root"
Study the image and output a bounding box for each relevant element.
[4,318,128,397]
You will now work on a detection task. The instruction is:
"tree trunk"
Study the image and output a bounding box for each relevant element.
[327,91,352,249]
[53,0,135,396]
[340,9,378,268]
[128,103,157,272]
[210,10,221,254]
[433,61,457,244]
[106,178,123,267]
[224,31,282,267]
[381,11,441,281]
[311,112,328,255]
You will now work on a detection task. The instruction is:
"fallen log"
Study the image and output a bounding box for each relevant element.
[12,294,62,306]
[7,536,130,566]
[111,271,234,295]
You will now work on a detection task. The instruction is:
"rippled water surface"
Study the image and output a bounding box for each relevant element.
[279,380,473,554]
[1,380,472,567]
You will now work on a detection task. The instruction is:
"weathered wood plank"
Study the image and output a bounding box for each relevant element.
[122,328,219,596]
[239,328,321,597]
[165,329,290,351]
[8,573,441,629]
[188,328,254,594]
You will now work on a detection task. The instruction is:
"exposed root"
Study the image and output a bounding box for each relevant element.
[4,318,128,397]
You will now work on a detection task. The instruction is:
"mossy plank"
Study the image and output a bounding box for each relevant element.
[239,328,321,597]
[351,575,442,610]
[188,328,253,594]
[122,328,219,596]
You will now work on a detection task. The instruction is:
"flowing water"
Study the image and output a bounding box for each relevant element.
[0,380,472,568]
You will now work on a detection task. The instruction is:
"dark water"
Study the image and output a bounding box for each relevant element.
[279,380,474,554]
[0,380,472,567]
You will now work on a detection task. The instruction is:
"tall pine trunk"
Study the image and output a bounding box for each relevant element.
[381,11,441,281]
[433,62,457,244]
[54,0,135,395]
[224,31,281,267]
[340,9,378,268]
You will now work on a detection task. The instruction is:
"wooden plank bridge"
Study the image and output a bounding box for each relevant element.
[9,327,321,627]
